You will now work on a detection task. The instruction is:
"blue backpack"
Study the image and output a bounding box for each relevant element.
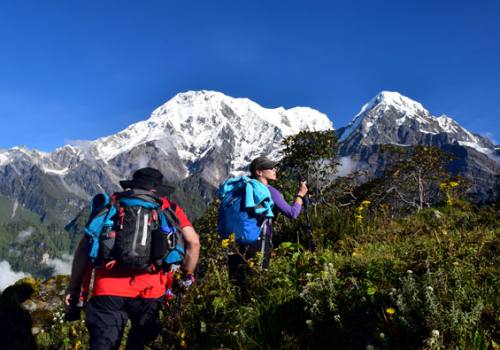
[84,189,185,271]
[217,177,274,244]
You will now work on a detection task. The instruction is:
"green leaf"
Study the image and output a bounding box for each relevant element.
[212,297,225,313]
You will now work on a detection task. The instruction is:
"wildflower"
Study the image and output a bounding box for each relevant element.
[449,181,459,187]
[248,259,255,268]
[354,214,363,222]
[361,200,371,206]
[379,333,385,339]
[180,339,188,348]
[334,314,341,322]
[426,286,434,292]
[431,329,440,337]
[406,269,413,274]
[221,239,230,248]
[228,233,236,243]
[439,182,448,189]
[71,324,77,337]
[305,319,313,326]
[385,307,396,315]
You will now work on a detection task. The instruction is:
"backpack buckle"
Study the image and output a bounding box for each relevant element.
[167,232,175,249]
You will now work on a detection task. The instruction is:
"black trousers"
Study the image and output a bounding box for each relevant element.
[228,237,272,288]
[85,296,163,350]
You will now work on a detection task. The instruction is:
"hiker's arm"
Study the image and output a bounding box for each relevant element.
[65,237,89,305]
[180,226,200,274]
[269,185,304,220]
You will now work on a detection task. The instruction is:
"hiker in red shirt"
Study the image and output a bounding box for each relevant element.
[64,168,200,350]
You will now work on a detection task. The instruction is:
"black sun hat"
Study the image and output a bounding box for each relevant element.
[249,156,279,175]
[119,167,175,195]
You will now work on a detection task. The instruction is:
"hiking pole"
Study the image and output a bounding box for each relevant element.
[303,194,316,252]
[303,171,316,252]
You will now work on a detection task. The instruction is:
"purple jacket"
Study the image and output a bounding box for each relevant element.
[268,185,302,219]
[261,185,302,240]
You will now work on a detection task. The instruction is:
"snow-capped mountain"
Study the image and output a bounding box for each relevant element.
[338,91,499,201]
[339,91,495,153]
[0,90,333,222]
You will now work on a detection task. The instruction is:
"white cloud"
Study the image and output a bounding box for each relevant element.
[336,156,358,177]
[16,227,35,243]
[45,253,73,276]
[0,260,30,292]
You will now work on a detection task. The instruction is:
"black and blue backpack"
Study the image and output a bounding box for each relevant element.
[83,189,185,271]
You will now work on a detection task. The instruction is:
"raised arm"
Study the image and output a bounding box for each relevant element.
[269,182,308,220]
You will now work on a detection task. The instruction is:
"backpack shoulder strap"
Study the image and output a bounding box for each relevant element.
[84,193,117,259]
[160,197,181,227]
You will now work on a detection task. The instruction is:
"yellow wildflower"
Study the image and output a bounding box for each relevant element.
[248,259,256,268]
[361,200,371,206]
[229,233,236,243]
[70,324,77,337]
[221,239,230,248]
[354,214,363,222]
[449,181,459,188]
[439,182,448,189]
[180,339,188,348]
[385,307,396,315]
[75,340,82,350]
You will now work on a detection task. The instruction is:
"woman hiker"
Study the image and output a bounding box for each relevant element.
[225,156,308,288]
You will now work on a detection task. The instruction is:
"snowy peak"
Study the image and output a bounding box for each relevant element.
[91,90,333,166]
[362,91,429,116]
[340,91,431,142]
[339,91,495,156]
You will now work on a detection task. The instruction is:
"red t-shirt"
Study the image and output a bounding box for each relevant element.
[90,198,192,298]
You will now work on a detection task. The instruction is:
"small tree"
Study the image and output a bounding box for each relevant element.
[278,130,339,205]
[381,145,453,212]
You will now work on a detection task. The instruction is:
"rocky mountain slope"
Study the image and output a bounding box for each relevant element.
[337,91,499,201]
[0,90,333,223]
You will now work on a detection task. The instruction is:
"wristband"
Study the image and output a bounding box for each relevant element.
[184,273,196,283]
[295,194,304,200]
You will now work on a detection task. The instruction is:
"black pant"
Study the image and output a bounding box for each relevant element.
[228,237,272,288]
[85,296,163,350]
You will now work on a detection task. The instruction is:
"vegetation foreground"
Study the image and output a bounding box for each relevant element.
[3,201,497,350]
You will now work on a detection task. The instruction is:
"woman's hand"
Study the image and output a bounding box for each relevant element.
[297,181,308,197]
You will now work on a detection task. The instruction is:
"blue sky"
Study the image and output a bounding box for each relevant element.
[0,0,499,151]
